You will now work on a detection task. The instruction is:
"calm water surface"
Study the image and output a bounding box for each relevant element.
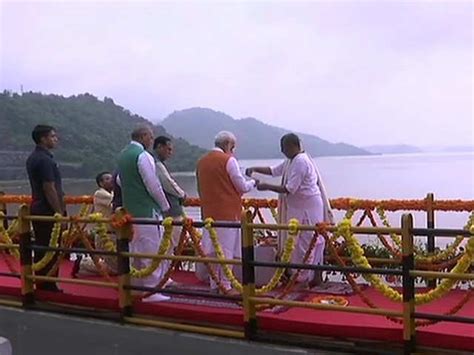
[2,152,473,248]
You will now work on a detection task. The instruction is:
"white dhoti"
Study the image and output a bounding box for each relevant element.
[286,194,325,282]
[272,153,332,283]
[201,227,241,290]
[130,224,168,288]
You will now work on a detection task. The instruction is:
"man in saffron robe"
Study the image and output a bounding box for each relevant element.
[196,131,256,293]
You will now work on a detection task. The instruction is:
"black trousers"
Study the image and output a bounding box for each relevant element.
[32,219,59,287]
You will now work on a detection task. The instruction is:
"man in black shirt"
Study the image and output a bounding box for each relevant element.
[26,125,65,292]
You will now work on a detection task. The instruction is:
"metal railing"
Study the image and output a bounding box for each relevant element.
[0,199,472,354]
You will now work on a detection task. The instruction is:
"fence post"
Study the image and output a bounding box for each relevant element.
[115,208,133,319]
[0,191,8,229]
[241,209,257,340]
[18,204,34,307]
[426,193,436,288]
[402,213,416,355]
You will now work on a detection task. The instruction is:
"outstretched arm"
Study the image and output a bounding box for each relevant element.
[256,182,288,194]
[245,167,272,176]
[228,157,256,193]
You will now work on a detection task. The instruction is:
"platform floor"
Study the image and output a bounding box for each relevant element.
[0,258,472,352]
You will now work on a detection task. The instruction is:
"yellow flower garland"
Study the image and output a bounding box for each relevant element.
[1,205,98,273]
[416,211,474,264]
[204,217,299,295]
[129,217,174,279]
[337,218,474,305]
[32,213,62,272]
[90,213,116,253]
[375,207,403,249]
[256,219,298,294]
[329,209,354,243]
[270,206,279,222]
[376,207,473,263]
[0,213,20,259]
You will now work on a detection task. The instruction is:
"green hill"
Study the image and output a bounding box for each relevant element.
[161,108,370,159]
[0,91,206,180]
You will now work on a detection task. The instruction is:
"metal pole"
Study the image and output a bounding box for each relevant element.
[116,208,133,319]
[18,204,34,307]
[0,191,8,229]
[241,210,257,340]
[426,193,436,288]
[402,213,416,354]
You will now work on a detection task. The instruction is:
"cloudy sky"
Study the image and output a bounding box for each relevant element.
[1,0,472,147]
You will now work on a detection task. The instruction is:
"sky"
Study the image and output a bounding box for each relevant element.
[1,0,472,147]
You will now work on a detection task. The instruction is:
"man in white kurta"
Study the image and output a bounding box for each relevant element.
[117,126,171,302]
[247,133,333,287]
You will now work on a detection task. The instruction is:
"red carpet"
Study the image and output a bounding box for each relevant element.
[0,258,472,351]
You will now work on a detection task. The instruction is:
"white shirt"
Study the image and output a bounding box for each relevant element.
[212,147,256,194]
[93,188,113,217]
[271,153,321,198]
[156,160,186,198]
[118,141,170,212]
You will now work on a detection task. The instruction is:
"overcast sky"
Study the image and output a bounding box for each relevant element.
[1,0,472,147]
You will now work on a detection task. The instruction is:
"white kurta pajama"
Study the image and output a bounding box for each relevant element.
[271,153,333,282]
[200,148,255,290]
[118,142,171,289]
[133,149,170,288]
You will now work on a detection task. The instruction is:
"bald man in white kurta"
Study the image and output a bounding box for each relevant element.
[271,152,325,283]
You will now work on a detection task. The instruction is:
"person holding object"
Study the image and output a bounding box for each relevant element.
[246,133,334,288]
[196,131,257,294]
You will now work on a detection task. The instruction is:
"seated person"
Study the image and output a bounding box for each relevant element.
[73,172,117,276]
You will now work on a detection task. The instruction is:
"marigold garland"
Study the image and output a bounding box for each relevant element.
[1,195,474,212]
[337,218,474,305]
[330,209,355,243]
[32,213,62,272]
[322,230,473,327]
[129,217,174,279]
[110,213,133,230]
[0,213,20,259]
[415,211,474,264]
[32,205,92,272]
[185,218,230,295]
[203,217,300,295]
[90,213,116,253]
[375,207,473,263]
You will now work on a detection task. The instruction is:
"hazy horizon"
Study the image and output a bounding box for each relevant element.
[1,1,472,147]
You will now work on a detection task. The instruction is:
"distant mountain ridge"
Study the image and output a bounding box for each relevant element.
[161,108,370,159]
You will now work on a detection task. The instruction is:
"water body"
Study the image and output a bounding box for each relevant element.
[2,152,473,248]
